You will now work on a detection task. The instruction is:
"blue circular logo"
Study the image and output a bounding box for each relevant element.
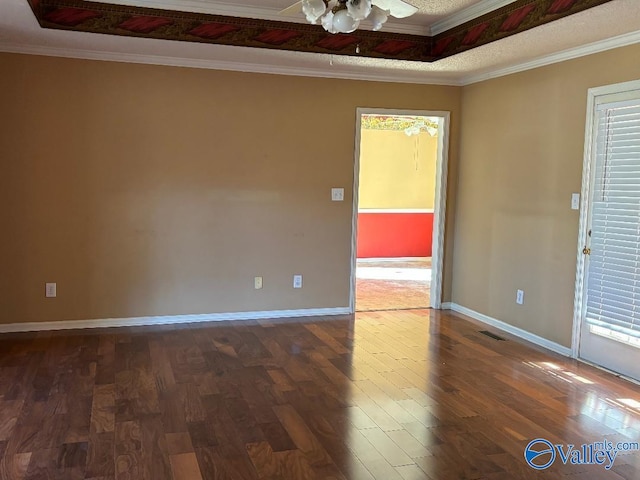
[525,438,556,470]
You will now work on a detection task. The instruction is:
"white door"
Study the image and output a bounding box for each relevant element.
[578,86,640,382]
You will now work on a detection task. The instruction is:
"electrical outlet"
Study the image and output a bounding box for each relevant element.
[46,283,57,298]
[293,274,303,289]
[516,289,524,305]
[254,276,263,290]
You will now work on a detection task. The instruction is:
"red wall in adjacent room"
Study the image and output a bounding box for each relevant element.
[357,212,433,258]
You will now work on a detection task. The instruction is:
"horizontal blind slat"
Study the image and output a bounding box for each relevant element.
[586,100,640,340]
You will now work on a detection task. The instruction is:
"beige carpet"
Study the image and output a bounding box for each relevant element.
[355,258,431,312]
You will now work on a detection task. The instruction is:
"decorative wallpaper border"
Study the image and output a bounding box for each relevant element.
[26,0,615,63]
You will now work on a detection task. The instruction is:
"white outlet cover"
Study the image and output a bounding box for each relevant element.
[331,188,344,201]
[293,274,303,288]
[254,276,263,290]
[46,282,57,298]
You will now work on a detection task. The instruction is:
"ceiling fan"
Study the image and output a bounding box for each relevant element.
[279,0,418,34]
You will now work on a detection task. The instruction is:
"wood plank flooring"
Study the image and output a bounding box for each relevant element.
[0,309,639,479]
[355,259,431,312]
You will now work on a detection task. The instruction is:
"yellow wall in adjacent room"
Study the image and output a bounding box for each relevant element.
[358,130,437,210]
[0,53,461,325]
[454,42,640,348]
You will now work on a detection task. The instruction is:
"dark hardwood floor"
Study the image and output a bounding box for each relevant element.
[0,309,639,479]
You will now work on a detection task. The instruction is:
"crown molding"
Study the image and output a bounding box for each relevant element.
[3,26,640,88]
[0,41,463,86]
[461,28,640,85]
[2,25,639,88]
[430,0,518,36]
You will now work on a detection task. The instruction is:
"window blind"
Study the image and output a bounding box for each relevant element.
[586,99,640,339]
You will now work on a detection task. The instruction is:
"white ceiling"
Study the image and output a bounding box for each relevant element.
[1,0,640,85]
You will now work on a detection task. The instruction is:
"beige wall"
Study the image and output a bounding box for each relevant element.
[358,130,437,210]
[0,53,460,324]
[454,43,640,347]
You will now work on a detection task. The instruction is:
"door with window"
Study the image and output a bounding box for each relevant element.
[579,85,640,382]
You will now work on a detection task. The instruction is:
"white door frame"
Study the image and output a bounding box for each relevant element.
[349,108,451,313]
[571,78,640,359]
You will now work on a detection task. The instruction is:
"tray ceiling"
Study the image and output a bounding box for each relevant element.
[1,0,640,84]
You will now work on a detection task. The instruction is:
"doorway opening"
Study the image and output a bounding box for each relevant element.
[350,109,450,313]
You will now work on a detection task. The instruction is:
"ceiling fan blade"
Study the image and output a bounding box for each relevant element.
[278,1,303,16]
[372,0,418,19]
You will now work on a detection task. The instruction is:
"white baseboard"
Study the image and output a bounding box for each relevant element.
[447,303,572,357]
[440,302,453,310]
[0,307,351,333]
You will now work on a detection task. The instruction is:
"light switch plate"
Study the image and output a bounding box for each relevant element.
[331,188,344,201]
[571,193,580,210]
[46,283,57,298]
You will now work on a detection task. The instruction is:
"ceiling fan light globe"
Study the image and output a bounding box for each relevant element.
[369,5,389,31]
[321,11,339,33]
[331,9,360,33]
[302,0,328,24]
[346,0,372,21]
